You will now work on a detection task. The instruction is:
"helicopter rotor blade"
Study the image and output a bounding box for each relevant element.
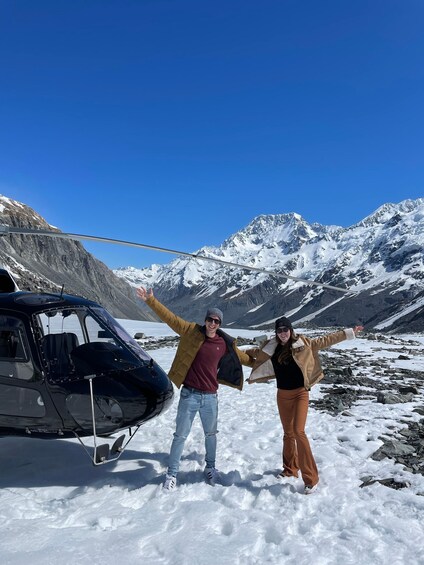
[0,225,349,293]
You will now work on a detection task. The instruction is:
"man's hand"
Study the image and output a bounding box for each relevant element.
[136,287,153,302]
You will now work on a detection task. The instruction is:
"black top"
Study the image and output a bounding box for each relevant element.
[271,352,304,390]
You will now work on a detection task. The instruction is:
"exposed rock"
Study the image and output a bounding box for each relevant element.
[376,392,415,404]
[138,336,180,351]
[359,477,411,489]
[400,385,420,395]
[371,439,417,460]
[136,334,256,351]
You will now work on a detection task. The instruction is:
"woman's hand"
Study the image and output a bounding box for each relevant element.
[136,287,153,302]
[353,325,364,335]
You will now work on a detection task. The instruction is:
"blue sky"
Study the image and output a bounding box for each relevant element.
[0,0,423,269]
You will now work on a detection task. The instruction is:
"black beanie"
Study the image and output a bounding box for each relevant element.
[275,317,293,332]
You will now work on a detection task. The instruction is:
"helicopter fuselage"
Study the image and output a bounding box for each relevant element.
[0,289,174,439]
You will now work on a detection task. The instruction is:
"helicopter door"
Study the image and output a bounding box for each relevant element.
[0,319,45,418]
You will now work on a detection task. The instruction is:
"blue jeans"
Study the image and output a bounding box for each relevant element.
[167,386,218,477]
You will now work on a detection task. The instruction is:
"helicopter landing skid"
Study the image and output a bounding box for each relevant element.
[73,426,141,466]
[70,374,144,465]
[111,434,125,455]
[94,442,110,464]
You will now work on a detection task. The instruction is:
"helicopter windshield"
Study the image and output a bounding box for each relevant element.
[91,307,151,363]
[35,305,151,381]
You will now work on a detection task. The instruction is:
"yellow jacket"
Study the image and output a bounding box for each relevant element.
[247,329,356,389]
[146,295,254,390]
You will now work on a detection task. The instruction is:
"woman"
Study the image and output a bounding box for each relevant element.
[247,316,363,495]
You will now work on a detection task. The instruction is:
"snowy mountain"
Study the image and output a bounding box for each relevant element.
[115,198,424,333]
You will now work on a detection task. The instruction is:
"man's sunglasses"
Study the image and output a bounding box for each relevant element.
[206,316,221,325]
[276,326,291,334]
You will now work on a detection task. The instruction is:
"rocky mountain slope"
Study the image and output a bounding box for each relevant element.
[0,196,155,320]
[115,198,424,333]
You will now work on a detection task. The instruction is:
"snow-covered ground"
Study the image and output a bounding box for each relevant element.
[1,320,424,565]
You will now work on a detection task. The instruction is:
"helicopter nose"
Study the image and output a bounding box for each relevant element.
[64,364,174,435]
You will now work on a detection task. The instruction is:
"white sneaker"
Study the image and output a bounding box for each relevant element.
[163,474,177,491]
[204,467,220,486]
[304,483,318,495]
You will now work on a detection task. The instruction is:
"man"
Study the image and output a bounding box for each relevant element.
[136,287,253,490]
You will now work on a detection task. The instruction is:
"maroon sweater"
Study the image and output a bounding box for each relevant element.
[183,334,226,393]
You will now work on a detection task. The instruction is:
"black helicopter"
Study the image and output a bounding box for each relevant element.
[0,267,174,465]
[0,224,348,466]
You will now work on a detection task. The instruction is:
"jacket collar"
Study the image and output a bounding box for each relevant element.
[292,336,305,349]
[262,336,279,355]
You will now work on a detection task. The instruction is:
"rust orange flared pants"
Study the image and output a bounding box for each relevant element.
[276,387,319,487]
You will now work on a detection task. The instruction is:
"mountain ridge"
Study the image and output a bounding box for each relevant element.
[115,198,424,332]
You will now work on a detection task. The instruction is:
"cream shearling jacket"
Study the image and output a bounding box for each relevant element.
[247,329,356,389]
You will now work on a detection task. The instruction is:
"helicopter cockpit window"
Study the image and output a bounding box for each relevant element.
[91,307,151,363]
[0,318,34,381]
[0,330,26,360]
[78,312,146,372]
[35,306,150,380]
[38,309,85,344]
[36,309,86,381]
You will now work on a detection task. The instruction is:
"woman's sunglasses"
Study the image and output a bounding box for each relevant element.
[276,327,290,333]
